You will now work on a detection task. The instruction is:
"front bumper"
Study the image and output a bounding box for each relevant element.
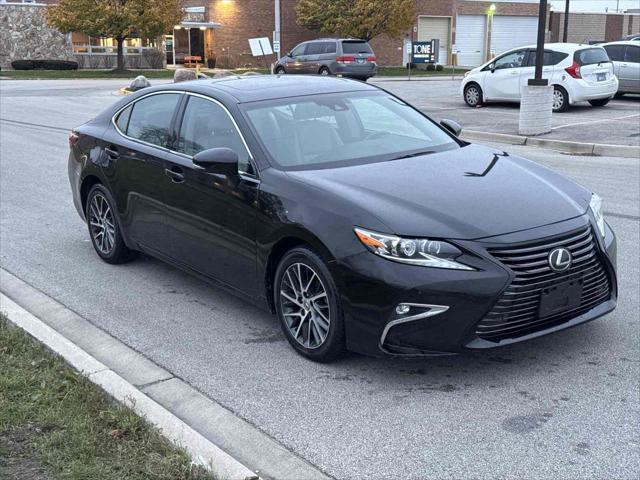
[333,215,617,357]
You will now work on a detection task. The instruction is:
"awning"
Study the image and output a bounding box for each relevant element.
[178,21,221,29]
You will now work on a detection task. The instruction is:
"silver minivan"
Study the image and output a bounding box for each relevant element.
[602,41,640,95]
[275,38,377,81]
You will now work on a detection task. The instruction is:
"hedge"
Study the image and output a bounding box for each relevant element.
[11,59,79,71]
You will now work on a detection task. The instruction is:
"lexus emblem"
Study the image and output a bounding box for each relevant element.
[548,248,572,272]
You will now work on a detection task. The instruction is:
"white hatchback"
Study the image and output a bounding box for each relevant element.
[460,43,618,112]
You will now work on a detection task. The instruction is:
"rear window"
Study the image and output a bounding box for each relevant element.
[341,41,373,54]
[575,48,610,66]
[526,50,568,66]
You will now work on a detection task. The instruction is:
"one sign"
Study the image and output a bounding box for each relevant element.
[406,42,412,54]
[451,44,458,55]
[273,40,280,53]
[248,37,273,57]
[413,26,418,33]
[411,40,439,64]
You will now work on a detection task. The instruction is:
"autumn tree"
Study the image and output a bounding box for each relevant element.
[296,0,416,41]
[47,0,182,72]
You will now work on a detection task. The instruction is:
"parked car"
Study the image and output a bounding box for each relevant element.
[68,75,617,361]
[601,41,640,95]
[620,33,640,41]
[275,38,377,81]
[461,43,618,112]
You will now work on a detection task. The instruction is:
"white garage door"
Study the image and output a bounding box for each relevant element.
[455,15,486,67]
[418,16,451,65]
[491,16,538,56]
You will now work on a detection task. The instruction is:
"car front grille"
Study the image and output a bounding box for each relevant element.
[476,225,611,341]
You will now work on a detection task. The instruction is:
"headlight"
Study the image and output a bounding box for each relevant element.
[589,193,605,238]
[354,228,474,270]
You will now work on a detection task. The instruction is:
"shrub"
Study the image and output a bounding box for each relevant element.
[435,64,444,71]
[426,63,436,71]
[11,59,78,70]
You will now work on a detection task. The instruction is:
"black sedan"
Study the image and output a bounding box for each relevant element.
[68,76,617,361]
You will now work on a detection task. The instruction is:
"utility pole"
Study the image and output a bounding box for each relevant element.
[563,0,570,42]
[274,0,281,60]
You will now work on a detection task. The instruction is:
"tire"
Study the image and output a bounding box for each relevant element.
[463,83,482,107]
[319,67,330,76]
[552,86,569,112]
[274,247,345,362]
[589,97,611,107]
[275,66,285,74]
[85,184,136,264]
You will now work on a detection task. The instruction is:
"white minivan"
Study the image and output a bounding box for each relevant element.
[460,43,618,112]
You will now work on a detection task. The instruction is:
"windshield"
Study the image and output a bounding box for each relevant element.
[242,91,458,170]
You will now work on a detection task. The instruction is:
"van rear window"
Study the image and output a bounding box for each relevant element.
[575,48,610,66]
[342,41,373,54]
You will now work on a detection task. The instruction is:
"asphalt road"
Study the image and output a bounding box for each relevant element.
[1,79,639,479]
[373,77,640,147]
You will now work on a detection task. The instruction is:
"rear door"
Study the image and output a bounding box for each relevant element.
[520,49,569,92]
[603,44,626,79]
[104,92,182,256]
[303,41,323,73]
[575,47,614,86]
[484,49,528,100]
[163,93,259,295]
[621,44,640,93]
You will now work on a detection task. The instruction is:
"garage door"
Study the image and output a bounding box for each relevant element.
[455,15,486,67]
[491,16,538,56]
[418,16,451,65]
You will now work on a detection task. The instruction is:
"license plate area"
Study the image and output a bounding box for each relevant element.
[357,58,365,64]
[538,278,583,318]
[597,72,606,81]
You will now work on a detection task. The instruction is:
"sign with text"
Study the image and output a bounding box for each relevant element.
[411,40,439,64]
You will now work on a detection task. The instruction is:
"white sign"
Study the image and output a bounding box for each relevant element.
[406,42,412,54]
[451,44,458,55]
[273,40,280,53]
[248,37,273,57]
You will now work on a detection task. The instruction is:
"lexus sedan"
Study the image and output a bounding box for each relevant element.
[68,75,617,361]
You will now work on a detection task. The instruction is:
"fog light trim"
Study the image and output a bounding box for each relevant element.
[379,303,450,354]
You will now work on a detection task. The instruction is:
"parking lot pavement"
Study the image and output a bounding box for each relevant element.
[372,77,640,147]
[1,80,639,479]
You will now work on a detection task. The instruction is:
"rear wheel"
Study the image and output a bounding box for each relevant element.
[274,247,345,362]
[86,184,136,264]
[552,86,569,112]
[464,83,482,107]
[589,97,611,107]
[319,67,330,76]
[275,66,285,74]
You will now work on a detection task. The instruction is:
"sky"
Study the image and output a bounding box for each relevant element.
[549,0,640,13]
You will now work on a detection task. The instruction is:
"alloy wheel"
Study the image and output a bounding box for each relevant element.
[279,262,331,349]
[88,192,116,255]
[552,89,564,111]
[320,69,329,76]
[465,86,479,106]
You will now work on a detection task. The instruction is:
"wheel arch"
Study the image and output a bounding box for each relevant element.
[464,81,484,102]
[80,174,103,215]
[263,230,336,313]
[552,83,570,105]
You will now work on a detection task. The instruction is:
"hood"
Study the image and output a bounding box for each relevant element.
[286,144,592,240]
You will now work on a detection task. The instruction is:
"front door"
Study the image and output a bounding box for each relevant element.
[286,43,308,74]
[104,92,182,256]
[164,94,259,295]
[620,44,640,93]
[484,49,527,100]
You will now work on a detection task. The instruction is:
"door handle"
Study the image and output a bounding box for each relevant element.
[105,147,119,159]
[165,167,184,183]
[510,71,519,75]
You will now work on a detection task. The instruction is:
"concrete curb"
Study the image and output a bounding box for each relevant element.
[0,268,331,480]
[461,130,640,159]
[0,293,257,480]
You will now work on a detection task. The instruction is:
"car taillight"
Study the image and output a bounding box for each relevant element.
[366,56,376,62]
[336,56,355,63]
[565,61,581,79]
[69,132,79,148]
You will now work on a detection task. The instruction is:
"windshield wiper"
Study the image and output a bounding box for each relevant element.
[392,150,435,160]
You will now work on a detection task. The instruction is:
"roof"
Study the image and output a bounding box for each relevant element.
[189,74,377,103]
[600,40,640,46]
[506,43,607,53]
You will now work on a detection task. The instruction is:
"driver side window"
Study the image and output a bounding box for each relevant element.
[494,50,527,70]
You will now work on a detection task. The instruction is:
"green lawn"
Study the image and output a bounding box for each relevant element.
[0,314,211,480]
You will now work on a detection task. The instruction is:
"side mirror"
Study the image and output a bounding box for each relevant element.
[490,63,496,73]
[193,147,238,176]
[440,119,462,137]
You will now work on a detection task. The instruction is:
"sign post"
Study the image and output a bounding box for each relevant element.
[406,41,412,81]
[248,37,274,73]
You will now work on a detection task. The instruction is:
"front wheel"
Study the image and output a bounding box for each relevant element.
[464,84,482,107]
[589,97,611,107]
[275,66,285,74]
[552,86,569,112]
[86,184,136,264]
[274,247,345,362]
